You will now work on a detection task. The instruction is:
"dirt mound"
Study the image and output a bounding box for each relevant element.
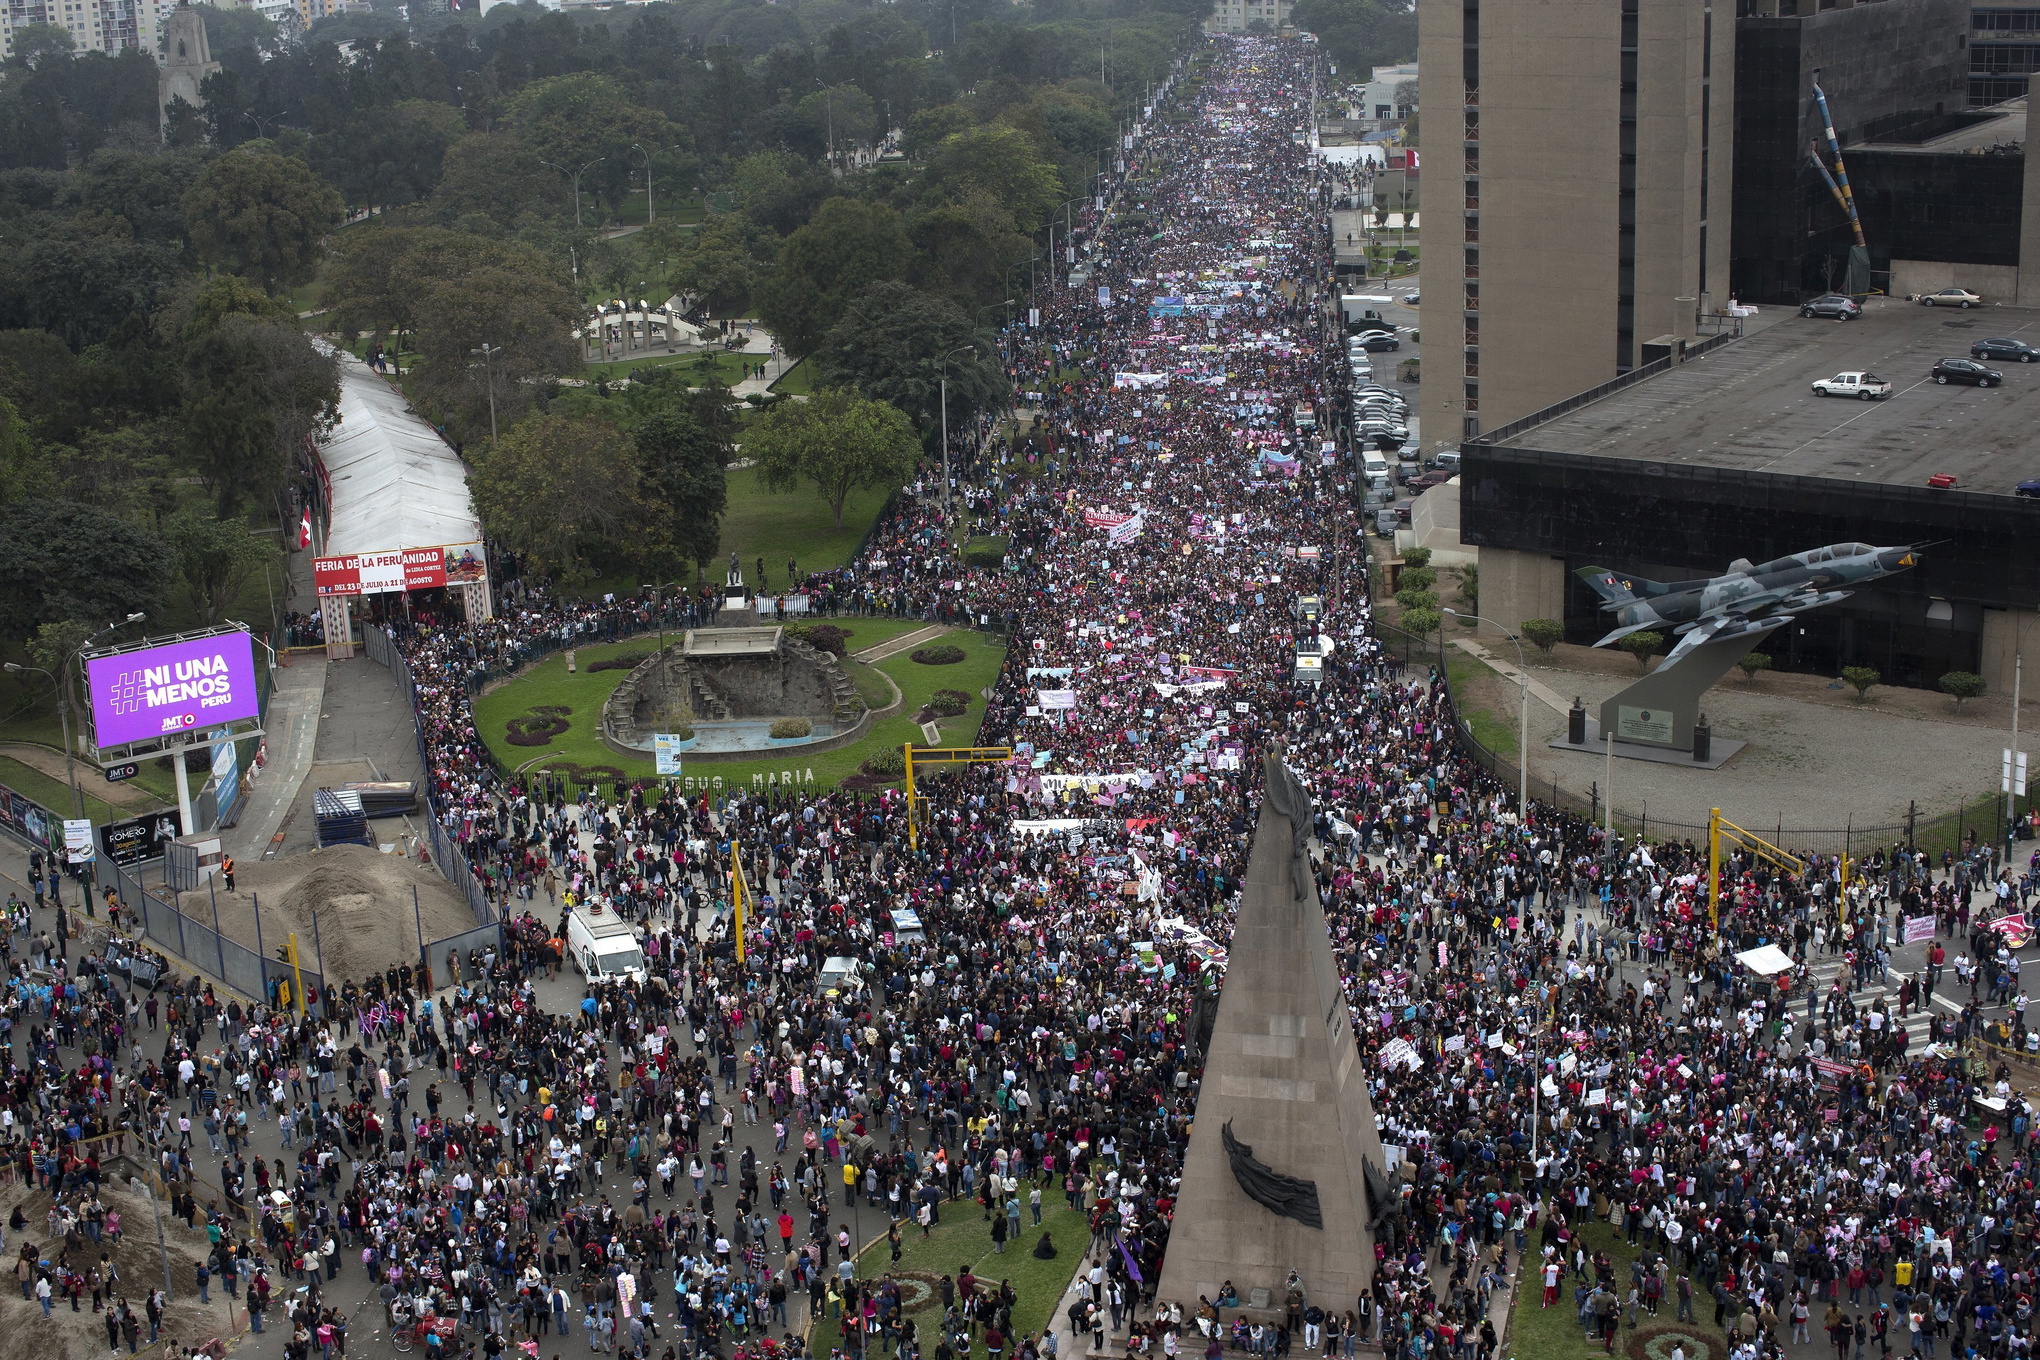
[177,842,478,986]
[0,1171,228,1360]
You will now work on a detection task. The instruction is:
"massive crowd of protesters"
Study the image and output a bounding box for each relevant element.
[2,34,2037,1360]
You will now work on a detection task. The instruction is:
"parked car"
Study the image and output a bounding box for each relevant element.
[1801,294,1862,320]
[1432,450,1462,473]
[1373,506,1399,536]
[1409,469,1454,493]
[1810,371,1891,399]
[1922,287,1982,308]
[2014,479,2040,498]
[1354,333,1401,352]
[1973,337,2040,362]
[1931,357,2004,387]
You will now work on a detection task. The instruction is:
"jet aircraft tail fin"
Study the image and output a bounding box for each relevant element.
[1575,565,1673,606]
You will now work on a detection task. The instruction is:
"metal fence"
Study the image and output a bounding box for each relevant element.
[360,623,504,962]
[426,919,511,985]
[94,855,329,1013]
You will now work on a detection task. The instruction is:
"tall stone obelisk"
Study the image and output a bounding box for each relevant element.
[1156,752,1387,1315]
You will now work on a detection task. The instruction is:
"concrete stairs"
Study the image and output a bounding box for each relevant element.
[784,636,866,726]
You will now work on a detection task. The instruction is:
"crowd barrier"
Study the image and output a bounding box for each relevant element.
[93,854,328,1014]
[360,623,506,970]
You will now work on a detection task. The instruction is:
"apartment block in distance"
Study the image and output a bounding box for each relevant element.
[1,0,160,58]
[1205,0,1294,34]
[1417,0,1733,449]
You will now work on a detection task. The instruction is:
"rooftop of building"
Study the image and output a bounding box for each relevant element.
[1493,296,2040,496]
[1853,97,2026,152]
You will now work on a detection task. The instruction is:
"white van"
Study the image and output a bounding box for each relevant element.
[566,904,647,984]
[1360,450,1391,482]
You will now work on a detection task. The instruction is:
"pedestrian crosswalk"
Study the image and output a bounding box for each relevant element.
[1789,953,1947,1050]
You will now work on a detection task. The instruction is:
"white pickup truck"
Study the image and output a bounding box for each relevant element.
[1811,371,1892,400]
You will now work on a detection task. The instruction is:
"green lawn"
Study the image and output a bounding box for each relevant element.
[0,754,131,825]
[473,625,1005,793]
[284,277,329,315]
[1442,649,1520,758]
[771,358,816,396]
[719,465,891,576]
[1508,1221,1728,1360]
[604,196,704,228]
[807,1199,1090,1359]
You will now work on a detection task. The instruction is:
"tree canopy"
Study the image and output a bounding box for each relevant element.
[468,413,656,584]
[0,498,167,640]
[182,147,345,293]
[814,281,1010,444]
[747,387,920,529]
[754,197,913,358]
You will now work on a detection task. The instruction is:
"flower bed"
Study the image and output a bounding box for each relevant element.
[506,706,572,746]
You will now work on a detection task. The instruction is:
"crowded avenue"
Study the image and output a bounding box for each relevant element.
[7,35,2039,1360]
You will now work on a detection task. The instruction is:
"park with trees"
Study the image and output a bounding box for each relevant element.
[0,0,1418,799]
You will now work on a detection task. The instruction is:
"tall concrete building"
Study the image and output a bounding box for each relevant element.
[1416,0,1733,449]
[1204,0,1296,33]
[1,0,159,59]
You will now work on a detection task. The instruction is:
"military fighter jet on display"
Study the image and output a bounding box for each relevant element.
[1576,542,1921,670]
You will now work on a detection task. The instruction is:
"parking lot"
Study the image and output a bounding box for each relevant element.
[1511,294,2040,493]
[1337,277,1427,535]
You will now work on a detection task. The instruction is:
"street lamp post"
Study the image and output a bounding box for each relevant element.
[472,343,502,443]
[4,612,146,822]
[538,156,608,228]
[1443,608,1529,823]
[5,662,79,819]
[936,342,979,514]
[813,78,836,170]
[632,143,656,224]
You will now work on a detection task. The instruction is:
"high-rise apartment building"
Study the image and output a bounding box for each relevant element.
[1205,0,1296,34]
[1,0,161,58]
[1416,0,1733,447]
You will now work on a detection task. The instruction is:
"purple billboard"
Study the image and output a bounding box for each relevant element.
[85,632,260,749]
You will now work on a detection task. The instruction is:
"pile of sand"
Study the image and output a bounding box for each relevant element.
[0,1171,228,1360]
[177,842,480,985]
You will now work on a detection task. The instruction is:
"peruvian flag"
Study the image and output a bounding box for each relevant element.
[297,508,312,549]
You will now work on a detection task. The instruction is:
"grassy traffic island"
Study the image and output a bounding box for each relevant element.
[471,624,1006,793]
[1507,1220,1732,1360]
[806,1199,1093,1360]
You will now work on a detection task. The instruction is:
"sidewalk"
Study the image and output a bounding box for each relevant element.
[734,350,798,398]
[228,656,327,862]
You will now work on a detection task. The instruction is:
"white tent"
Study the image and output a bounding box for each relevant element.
[1734,943,1795,977]
[318,347,483,559]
